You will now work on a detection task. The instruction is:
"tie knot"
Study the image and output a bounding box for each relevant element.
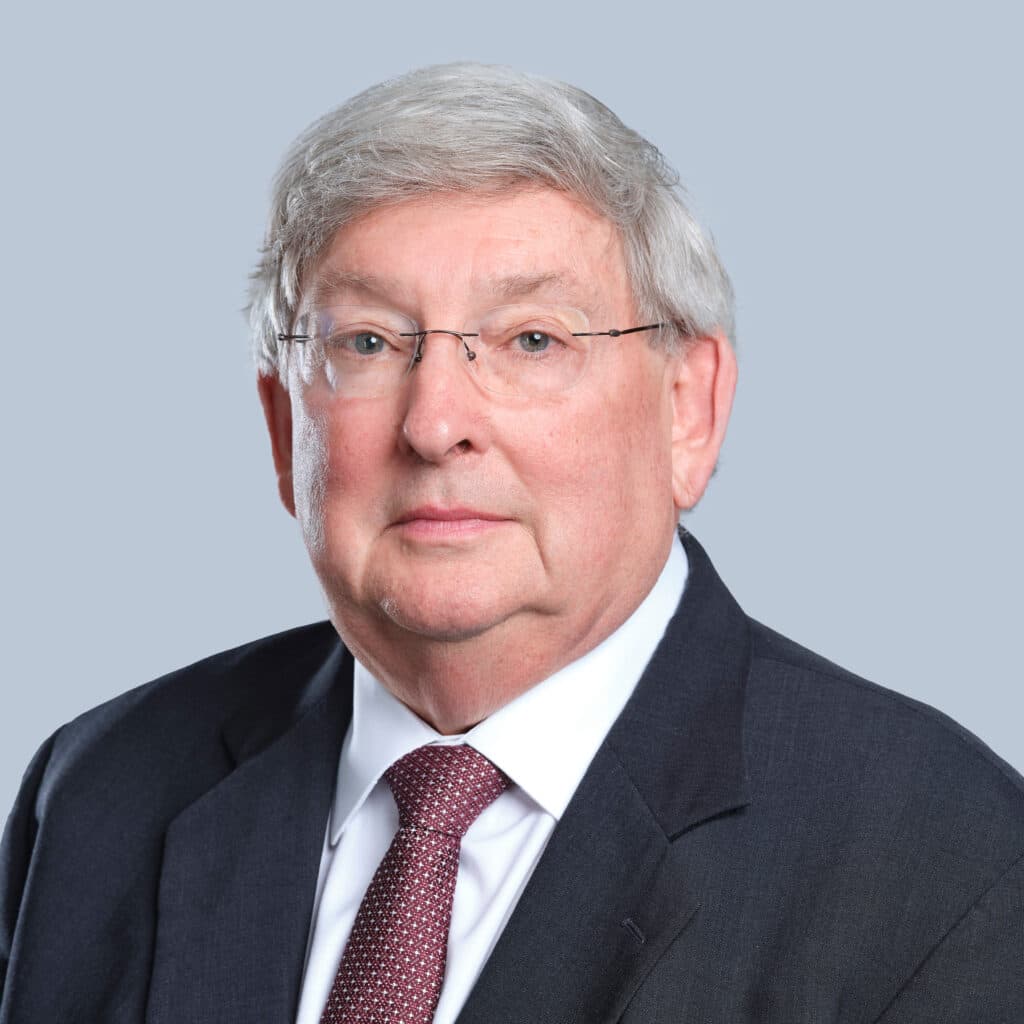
[384,744,510,838]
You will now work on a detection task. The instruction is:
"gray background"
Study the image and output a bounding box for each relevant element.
[3,1,1021,817]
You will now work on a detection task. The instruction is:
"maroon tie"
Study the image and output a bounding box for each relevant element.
[319,744,510,1024]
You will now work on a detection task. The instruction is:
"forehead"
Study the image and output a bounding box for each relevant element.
[308,187,632,316]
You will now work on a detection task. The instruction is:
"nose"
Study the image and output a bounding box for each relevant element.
[399,330,490,463]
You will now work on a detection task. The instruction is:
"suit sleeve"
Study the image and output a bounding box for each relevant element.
[0,732,59,997]
[876,850,1024,1023]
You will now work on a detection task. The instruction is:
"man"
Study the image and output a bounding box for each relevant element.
[1,63,1022,1024]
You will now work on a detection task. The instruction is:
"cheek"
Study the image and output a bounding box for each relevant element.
[290,394,401,555]
[290,407,330,555]
[520,384,669,550]
[573,375,673,520]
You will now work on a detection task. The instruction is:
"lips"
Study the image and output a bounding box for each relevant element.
[390,505,511,540]
[394,505,508,525]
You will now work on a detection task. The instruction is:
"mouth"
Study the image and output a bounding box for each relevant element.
[391,505,511,540]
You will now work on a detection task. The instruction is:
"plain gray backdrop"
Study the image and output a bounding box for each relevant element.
[3,0,1021,818]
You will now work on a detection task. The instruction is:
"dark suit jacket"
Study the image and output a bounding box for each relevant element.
[2,534,1023,1023]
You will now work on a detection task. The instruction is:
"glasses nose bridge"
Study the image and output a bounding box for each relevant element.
[410,328,479,365]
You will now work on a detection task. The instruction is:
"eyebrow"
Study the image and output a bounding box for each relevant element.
[309,270,396,307]
[487,271,580,302]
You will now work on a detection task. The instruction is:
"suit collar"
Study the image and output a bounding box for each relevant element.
[220,636,349,767]
[606,528,751,838]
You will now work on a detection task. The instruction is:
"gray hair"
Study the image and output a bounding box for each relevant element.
[248,62,734,375]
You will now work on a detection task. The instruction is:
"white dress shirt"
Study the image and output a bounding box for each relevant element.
[294,536,687,1024]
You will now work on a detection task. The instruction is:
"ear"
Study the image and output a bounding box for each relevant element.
[257,373,297,518]
[669,332,737,510]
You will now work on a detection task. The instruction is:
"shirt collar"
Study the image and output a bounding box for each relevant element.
[329,534,687,844]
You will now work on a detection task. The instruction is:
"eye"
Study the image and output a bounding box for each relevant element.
[516,330,554,353]
[350,331,387,356]
[325,328,393,356]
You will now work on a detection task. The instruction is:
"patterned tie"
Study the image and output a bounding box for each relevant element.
[320,744,511,1024]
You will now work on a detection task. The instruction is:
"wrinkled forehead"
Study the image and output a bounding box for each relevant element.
[302,188,633,318]
[307,268,606,312]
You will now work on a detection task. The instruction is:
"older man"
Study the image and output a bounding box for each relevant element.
[2,64,1022,1024]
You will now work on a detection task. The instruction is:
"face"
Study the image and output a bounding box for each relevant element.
[261,187,732,695]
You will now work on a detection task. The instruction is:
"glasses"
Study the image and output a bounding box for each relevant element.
[277,304,665,398]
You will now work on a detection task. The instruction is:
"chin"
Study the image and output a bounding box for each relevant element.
[376,589,515,643]
[320,546,550,647]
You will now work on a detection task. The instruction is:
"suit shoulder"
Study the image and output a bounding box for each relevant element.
[38,621,341,810]
[745,617,1024,837]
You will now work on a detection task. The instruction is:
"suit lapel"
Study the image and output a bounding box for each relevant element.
[456,744,701,1024]
[146,644,352,1024]
[458,532,752,1023]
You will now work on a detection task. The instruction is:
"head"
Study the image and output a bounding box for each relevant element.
[251,63,737,731]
